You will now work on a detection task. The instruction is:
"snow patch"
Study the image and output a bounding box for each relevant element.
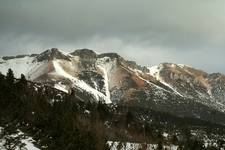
[160,80,183,97]
[0,128,40,150]
[125,66,171,93]
[177,64,193,68]
[54,83,68,93]
[107,141,178,150]
[148,65,183,97]
[148,65,160,77]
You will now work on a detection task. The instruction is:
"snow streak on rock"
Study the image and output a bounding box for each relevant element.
[148,65,184,97]
[52,60,111,103]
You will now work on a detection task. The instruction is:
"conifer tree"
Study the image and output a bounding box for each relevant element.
[6,68,14,85]
[20,74,27,85]
[0,72,5,81]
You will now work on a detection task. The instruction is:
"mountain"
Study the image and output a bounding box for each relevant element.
[0,48,225,125]
[1,48,225,149]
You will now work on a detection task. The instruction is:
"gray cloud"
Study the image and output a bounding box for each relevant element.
[0,0,225,73]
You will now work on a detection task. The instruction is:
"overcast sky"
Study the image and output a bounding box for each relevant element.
[0,0,225,73]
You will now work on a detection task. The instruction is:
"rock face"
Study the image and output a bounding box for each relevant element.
[71,49,97,59]
[1,48,225,125]
[36,48,71,62]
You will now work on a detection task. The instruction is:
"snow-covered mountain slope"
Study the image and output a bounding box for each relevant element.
[148,63,225,106]
[1,48,225,122]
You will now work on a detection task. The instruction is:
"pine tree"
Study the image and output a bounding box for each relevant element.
[0,72,5,81]
[20,74,27,85]
[6,68,14,84]
[0,72,5,89]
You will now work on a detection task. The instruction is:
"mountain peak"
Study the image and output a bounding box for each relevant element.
[70,49,97,59]
[98,52,121,59]
[36,48,71,62]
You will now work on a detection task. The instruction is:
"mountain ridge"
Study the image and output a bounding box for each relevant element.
[0,48,225,125]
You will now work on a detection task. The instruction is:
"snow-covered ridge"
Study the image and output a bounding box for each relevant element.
[0,56,37,78]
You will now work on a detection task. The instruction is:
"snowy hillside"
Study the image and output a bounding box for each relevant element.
[0,127,40,150]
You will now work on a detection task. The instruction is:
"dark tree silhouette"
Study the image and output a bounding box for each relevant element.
[6,68,14,84]
[20,74,27,85]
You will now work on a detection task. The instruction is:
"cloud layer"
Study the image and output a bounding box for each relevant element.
[0,0,225,73]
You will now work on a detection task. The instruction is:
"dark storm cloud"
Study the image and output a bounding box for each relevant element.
[0,0,225,73]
